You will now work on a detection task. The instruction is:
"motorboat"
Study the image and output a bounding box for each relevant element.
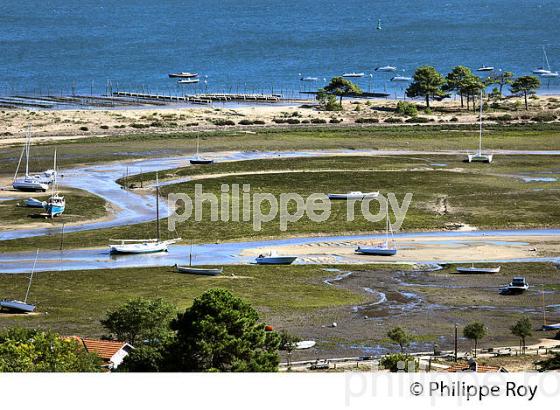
[342,72,365,78]
[467,90,493,163]
[24,197,46,208]
[190,135,214,164]
[500,277,529,295]
[300,76,319,82]
[390,76,412,82]
[476,65,494,72]
[178,78,200,84]
[327,191,379,200]
[456,264,501,274]
[355,207,397,256]
[255,252,297,265]
[375,66,397,72]
[44,149,65,217]
[169,72,198,78]
[0,250,38,313]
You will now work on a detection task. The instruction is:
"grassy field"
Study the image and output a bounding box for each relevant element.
[0,188,107,226]
[2,154,559,252]
[2,123,560,176]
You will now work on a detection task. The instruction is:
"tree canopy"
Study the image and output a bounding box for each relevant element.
[444,66,474,108]
[406,66,445,108]
[387,326,413,353]
[510,317,533,353]
[0,328,101,372]
[510,76,541,109]
[101,297,176,346]
[321,77,362,106]
[463,322,487,357]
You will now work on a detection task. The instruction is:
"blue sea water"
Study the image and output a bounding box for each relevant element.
[1,0,560,96]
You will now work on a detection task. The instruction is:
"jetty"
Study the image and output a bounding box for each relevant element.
[112,91,282,104]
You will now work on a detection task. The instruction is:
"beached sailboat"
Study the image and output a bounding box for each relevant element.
[109,174,179,254]
[45,149,65,218]
[255,251,297,265]
[12,129,50,192]
[455,264,501,274]
[355,207,397,256]
[328,191,379,200]
[190,135,214,164]
[467,91,493,163]
[0,250,38,313]
[176,242,223,275]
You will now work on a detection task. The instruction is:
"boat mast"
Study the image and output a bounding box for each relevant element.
[156,172,160,242]
[544,46,551,71]
[196,135,200,157]
[479,90,483,154]
[24,250,39,304]
[542,285,547,326]
[189,241,193,267]
[25,126,31,177]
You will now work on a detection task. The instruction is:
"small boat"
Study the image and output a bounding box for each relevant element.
[190,135,214,165]
[24,197,46,208]
[176,265,223,276]
[169,72,198,78]
[355,207,397,256]
[500,277,529,295]
[542,323,560,331]
[295,341,316,350]
[12,127,50,192]
[390,76,412,82]
[45,149,65,217]
[533,68,552,75]
[541,71,559,78]
[0,250,38,313]
[178,78,200,84]
[342,72,365,78]
[375,65,397,72]
[300,76,319,82]
[456,264,501,274]
[476,65,494,72]
[255,252,297,265]
[376,18,382,30]
[534,46,558,77]
[109,173,180,254]
[327,191,379,200]
[467,90,493,163]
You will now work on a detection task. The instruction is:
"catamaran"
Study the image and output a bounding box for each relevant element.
[190,135,214,164]
[355,207,397,256]
[0,250,38,313]
[45,149,65,217]
[109,174,180,254]
[467,91,493,163]
[12,128,50,192]
[533,46,559,77]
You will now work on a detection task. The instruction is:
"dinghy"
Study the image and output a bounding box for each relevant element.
[328,191,379,200]
[467,91,493,163]
[355,207,397,256]
[24,198,46,208]
[300,76,319,82]
[178,78,200,84]
[255,252,297,265]
[0,250,38,313]
[456,264,501,274]
[190,135,214,164]
[175,242,223,275]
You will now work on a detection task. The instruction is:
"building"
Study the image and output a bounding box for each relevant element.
[445,359,507,373]
[67,336,134,370]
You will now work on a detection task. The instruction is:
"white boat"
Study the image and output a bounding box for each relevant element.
[533,46,558,77]
[390,76,412,82]
[456,264,501,274]
[169,72,198,78]
[190,135,214,164]
[12,127,50,192]
[176,265,223,276]
[109,174,180,254]
[0,250,38,313]
[300,76,319,82]
[327,191,379,200]
[342,72,365,78]
[467,91,493,163]
[178,78,200,84]
[45,149,65,217]
[255,252,297,265]
[375,65,397,72]
[355,207,397,256]
[500,277,529,294]
[24,197,46,208]
[295,340,316,350]
[541,71,559,78]
[476,65,494,72]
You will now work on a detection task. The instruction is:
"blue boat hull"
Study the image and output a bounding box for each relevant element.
[45,204,65,217]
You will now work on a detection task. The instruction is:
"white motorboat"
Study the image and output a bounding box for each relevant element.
[0,250,38,313]
[375,65,397,72]
[109,173,180,254]
[456,264,501,274]
[467,91,493,163]
[327,191,379,200]
[500,277,529,294]
[24,197,46,208]
[45,149,65,217]
[178,78,200,84]
[355,207,397,256]
[300,76,319,82]
[476,65,494,72]
[295,341,316,350]
[342,72,365,78]
[176,265,223,276]
[255,252,297,265]
[390,75,412,82]
[190,135,214,164]
[169,72,198,78]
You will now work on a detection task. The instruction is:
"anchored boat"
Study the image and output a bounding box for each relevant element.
[169,72,198,78]
[12,127,50,192]
[342,72,365,78]
[375,65,397,72]
[175,242,223,275]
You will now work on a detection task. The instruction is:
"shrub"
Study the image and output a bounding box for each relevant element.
[395,101,418,117]
[405,116,429,123]
[532,112,556,122]
[113,124,126,129]
[100,125,109,130]
[450,117,458,122]
[286,118,300,124]
[211,119,235,126]
[380,354,418,372]
[494,114,513,122]
[238,119,254,125]
[355,117,379,124]
[329,118,343,124]
[79,126,89,131]
[130,123,150,129]
[384,117,403,123]
[253,120,265,125]
[311,118,327,124]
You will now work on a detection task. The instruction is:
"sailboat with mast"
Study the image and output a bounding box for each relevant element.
[0,250,39,313]
[533,46,559,78]
[109,173,180,254]
[355,207,397,256]
[45,149,65,217]
[175,241,223,275]
[467,91,493,163]
[190,135,214,165]
[12,127,50,192]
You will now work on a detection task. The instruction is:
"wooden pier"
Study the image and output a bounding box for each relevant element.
[111,91,282,103]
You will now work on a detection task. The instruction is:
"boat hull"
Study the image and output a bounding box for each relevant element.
[467,153,493,163]
[13,180,48,192]
[355,247,397,256]
[0,299,36,313]
[45,204,65,217]
[255,256,297,265]
[328,192,379,200]
[190,157,214,165]
[456,266,501,274]
[175,265,223,276]
[109,242,169,254]
[25,198,46,208]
